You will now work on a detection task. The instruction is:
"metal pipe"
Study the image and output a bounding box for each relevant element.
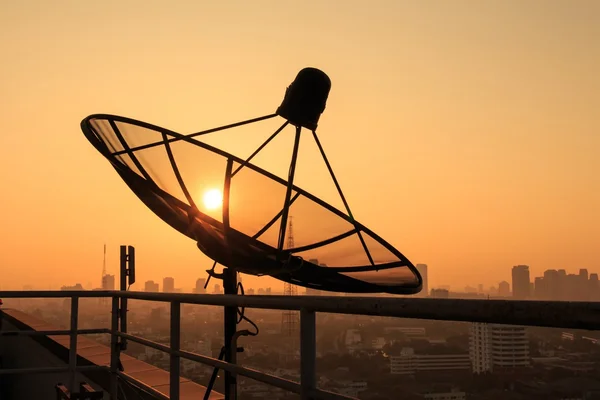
[2,291,600,330]
[0,365,106,375]
[277,125,302,254]
[170,301,181,400]
[112,113,278,157]
[117,332,171,353]
[301,309,317,400]
[68,296,79,393]
[0,328,109,337]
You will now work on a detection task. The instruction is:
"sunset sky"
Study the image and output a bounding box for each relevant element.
[1,1,598,292]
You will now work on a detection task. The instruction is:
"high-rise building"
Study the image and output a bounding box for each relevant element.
[579,269,590,300]
[415,264,428,297]
[101,274,115,290]
[511,265,530,299]
[163,277,175,293]
[430,288,449,298]
[498,281,510,297]
[470,323,529,373]
[144,280,159,292]
[590,274,599,301]
[543,270,559,300]
[533,277,546,299]
[194,278,206,294]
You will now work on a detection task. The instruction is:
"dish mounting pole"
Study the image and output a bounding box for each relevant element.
[223,267,238,400]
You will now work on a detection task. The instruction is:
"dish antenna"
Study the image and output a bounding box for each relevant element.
[81,67,422,398]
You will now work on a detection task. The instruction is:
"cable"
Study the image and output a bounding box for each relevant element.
[236,280,259,336]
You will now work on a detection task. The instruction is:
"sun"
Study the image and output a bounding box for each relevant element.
[203,188,223,210]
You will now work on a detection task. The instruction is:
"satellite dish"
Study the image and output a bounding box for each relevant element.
[81,68,422,295]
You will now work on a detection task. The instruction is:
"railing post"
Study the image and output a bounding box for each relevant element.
[300,308,316,400]
[170,301,181,399]
[223,268,238,400]
[110,296,120,399]
[120,246,129,350]
[69,296,79,394]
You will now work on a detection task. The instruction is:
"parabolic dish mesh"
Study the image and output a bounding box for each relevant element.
[82,115,421,294]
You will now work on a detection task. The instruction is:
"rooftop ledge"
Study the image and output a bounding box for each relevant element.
[0,308,224,400]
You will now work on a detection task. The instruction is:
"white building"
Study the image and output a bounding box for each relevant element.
[470,323,530,373]
[384,326,427,338]
[390,348,471,375]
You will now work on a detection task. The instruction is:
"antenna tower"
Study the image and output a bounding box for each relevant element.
[100,244,108,305]
[102,244,107,281]
[281,217,299,361]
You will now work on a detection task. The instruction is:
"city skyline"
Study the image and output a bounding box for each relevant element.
[49,262,600,298]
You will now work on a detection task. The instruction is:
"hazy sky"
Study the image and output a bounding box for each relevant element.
[1,1,598,291]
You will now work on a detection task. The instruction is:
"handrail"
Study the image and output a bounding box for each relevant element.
[1,290,599,330]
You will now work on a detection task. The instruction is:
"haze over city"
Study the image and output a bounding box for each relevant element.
[1,0,598,292]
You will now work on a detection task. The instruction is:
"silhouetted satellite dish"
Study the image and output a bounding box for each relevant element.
[81,67,422,295]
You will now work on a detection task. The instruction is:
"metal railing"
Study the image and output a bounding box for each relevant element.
[1,290,600,400]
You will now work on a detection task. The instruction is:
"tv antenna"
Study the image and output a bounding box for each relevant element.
[81,67,423,399]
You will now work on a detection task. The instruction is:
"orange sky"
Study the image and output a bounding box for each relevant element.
[0,1,598,291]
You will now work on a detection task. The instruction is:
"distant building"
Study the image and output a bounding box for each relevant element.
[61,284,84,291]
[102,274,115,290]
[533,277,545,299]
[246,288,255,295]
[415,264,428,297]
[498,281,510,297]
[194,278,206,294]
[542,269,558,300]
[430,288,449,299]
[306,288,322,296]
[384,327,426,338]
[163,277,175,293]
[265,287,272,295]
[213,284,221,294]
[390,348,470,375]
[590,274,599,300]
[470,323,529,373]
[144,280,159,292]
[579,269,589,299]
[512,265,531,299]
